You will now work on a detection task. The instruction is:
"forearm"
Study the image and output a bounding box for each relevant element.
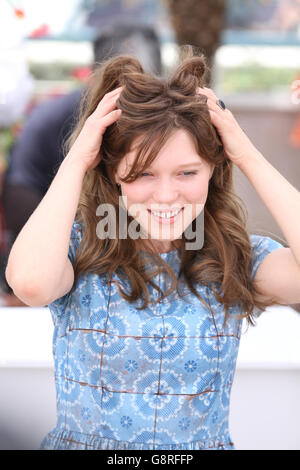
[238,150,300,267]
[5,155,86,297]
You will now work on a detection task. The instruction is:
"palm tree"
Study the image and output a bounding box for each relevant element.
[165,0,226,84]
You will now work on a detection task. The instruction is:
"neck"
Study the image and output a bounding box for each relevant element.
[136,238,181,254]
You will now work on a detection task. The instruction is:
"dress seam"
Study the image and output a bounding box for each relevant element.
[47,431,234,449]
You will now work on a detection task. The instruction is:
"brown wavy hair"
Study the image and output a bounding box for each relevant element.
[65,45,280,327]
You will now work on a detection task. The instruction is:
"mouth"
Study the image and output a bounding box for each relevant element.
[147,207,183,224]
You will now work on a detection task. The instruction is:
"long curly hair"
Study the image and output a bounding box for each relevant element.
[65,45,279,327]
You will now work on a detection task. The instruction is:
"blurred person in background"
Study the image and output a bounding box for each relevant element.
[0,1,34,308]
[0,22,162,306]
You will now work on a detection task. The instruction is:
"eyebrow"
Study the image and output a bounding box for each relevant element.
[175,162,203,169]
[146,162,203,171]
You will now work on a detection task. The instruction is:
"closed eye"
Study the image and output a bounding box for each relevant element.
[139,171,198,177]
[182,171,198,176]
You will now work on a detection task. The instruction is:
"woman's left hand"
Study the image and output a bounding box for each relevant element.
[197,87,260,167]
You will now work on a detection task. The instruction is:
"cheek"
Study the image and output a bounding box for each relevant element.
[121,177,210,203]
[121,183,151,202]
[187,177,209,202]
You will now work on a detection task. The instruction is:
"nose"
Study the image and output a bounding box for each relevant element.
[153,178,179,204]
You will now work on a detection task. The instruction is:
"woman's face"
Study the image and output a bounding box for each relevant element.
[115,128,214,253]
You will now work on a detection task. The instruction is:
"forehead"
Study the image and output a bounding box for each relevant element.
[117,129,203,172]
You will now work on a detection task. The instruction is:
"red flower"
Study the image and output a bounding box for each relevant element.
[289,74,300,147]
[290,115,300,148]
[71,67,92,83]
[29,24,50,38]
[14,9,25,19]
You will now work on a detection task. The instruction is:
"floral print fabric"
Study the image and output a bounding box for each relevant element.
[40,222,284,450]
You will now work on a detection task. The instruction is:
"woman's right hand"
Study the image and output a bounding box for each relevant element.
[66,86,123,172]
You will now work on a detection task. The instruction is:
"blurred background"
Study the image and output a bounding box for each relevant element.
[0,0,299,450]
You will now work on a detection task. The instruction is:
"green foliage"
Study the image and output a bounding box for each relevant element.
[1,128,14,156]
[29,62,77,81]
[221,65,298,92]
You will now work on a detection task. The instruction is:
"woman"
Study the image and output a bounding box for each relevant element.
[6,47,300,450]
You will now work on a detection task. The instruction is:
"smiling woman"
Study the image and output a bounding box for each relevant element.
[61,46,284,322]
[9,45,291,451]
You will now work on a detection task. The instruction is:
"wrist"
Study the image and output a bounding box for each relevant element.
[62,153,88,176]
[237,149,265,173]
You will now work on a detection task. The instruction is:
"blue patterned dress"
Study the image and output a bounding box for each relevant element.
[40,221,284,450]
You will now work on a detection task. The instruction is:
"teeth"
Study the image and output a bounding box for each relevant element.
[151,208,181,218]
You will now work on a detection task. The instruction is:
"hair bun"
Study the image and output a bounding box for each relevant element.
[169,45,209,93]
[101,55,145,89]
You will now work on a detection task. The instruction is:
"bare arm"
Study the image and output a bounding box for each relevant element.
[198,86,300,305]
[5,86,123,306]
[5,156,86,305]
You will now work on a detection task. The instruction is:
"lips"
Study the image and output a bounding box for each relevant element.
[147,208,183,224]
